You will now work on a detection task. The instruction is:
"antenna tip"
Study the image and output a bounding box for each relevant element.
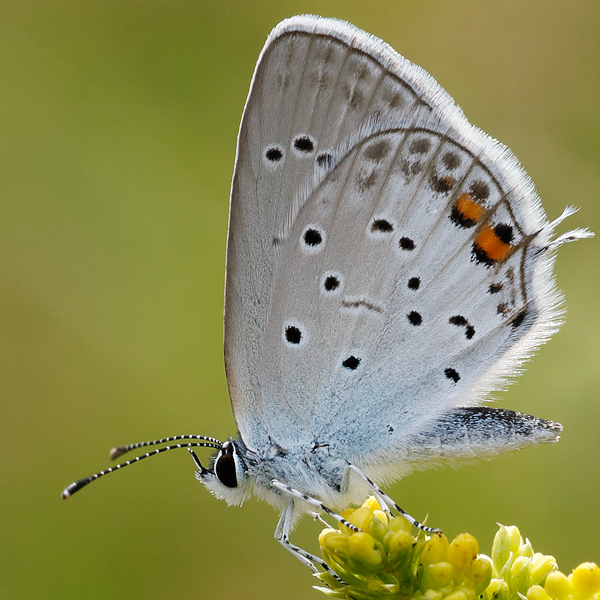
[109,446,127,460]
[62,486,73,499]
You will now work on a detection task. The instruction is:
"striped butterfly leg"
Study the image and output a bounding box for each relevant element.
[273,487,352,583]
[344,464,439,534]
[275,502,345,583]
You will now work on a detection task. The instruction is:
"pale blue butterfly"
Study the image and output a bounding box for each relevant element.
[63,15,592,576]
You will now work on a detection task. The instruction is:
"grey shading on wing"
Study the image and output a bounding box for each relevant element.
[224,14,586,462]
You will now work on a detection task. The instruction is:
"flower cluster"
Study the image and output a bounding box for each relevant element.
[315,497,599,600]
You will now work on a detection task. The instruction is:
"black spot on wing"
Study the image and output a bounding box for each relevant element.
[445,368,460,383]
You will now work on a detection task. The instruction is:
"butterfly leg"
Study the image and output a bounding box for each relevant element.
[275,501,344,582]
[345,464,439,533]
[271,480,360,532]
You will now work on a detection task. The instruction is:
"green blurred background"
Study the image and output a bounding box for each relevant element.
[1,1,598,598]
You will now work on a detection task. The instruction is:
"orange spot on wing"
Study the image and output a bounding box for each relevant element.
[456,193,485,223]
[475,224,513,262]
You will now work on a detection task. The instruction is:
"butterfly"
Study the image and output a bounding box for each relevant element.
[63,15,591,576]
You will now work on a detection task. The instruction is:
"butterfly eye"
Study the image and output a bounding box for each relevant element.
[215,442,238,489]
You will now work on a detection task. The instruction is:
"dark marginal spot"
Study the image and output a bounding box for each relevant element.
[294,136,315,153]
[386,92,404,108]
[371,219,394,233]
[407,277,420,290]
[445,368,460,383]
[387,425,394,433]
[494,223,514,244]
[303,228,323,246]
[449,315,476,340]
[272,236,281,246]
[449,315,467,326]
[409,138,431,154]
[285,326,302,344]
[511,311,527,328]
[343,83,364,109]
[497,302,509,315]
[318,46,335,64]
[407,311,422,326]
[489,283,503,294]
[357,170,377,191]
[365,140,390,162]
[442,152,461,170]
[311,72,332,90]
[470,180,490,201]
[324,276,340,291]
[400,159,423,178]
[316,152,332,167]
[399,237,415,251]
[266,147,283,162]
[342,355,361,370]
[430,173,455,194]
[350,62,369,81]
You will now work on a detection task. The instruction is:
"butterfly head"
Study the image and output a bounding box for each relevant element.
[199,439,251,506]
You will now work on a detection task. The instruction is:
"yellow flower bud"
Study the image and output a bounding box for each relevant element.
[389,514,413,534]
[519,539,534,559]
[527,584,552,600]
[454,585,477,600]
[487,578,509,600]
[347,531,383,568]
[348,506,375,531]
[421,533,450,564]
[510,555,531,594]
[387,529,416,566]
[319,529,349,556]
[571,562,600,597]
[545,571,572,600]
[373,509,388,525]
[420,562,455,589]
[443,589,468,600]
[362,496,382,511]
[466,555,493,594]
[369,510,390,543]
[530,552,557,586]
[422,589,443,600]
[449,534,479,572]
[492,526,522,573]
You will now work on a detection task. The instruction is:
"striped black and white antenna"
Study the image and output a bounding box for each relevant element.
[62,435,222,499]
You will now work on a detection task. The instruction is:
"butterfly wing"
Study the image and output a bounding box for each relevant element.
[224,15,574,460]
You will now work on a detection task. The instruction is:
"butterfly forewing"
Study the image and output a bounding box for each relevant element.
[226,16,436,448]
[225,15,560,457]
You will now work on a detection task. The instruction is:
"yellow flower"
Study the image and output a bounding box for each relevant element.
[315,498,598,600]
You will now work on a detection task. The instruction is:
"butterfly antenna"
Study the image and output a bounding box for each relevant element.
[109,434,223,460]
[62,437,222,499]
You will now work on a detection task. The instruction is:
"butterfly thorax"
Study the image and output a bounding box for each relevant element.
[200,436,370,513]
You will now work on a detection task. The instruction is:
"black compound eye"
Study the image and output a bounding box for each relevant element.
[215,445,238,488]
